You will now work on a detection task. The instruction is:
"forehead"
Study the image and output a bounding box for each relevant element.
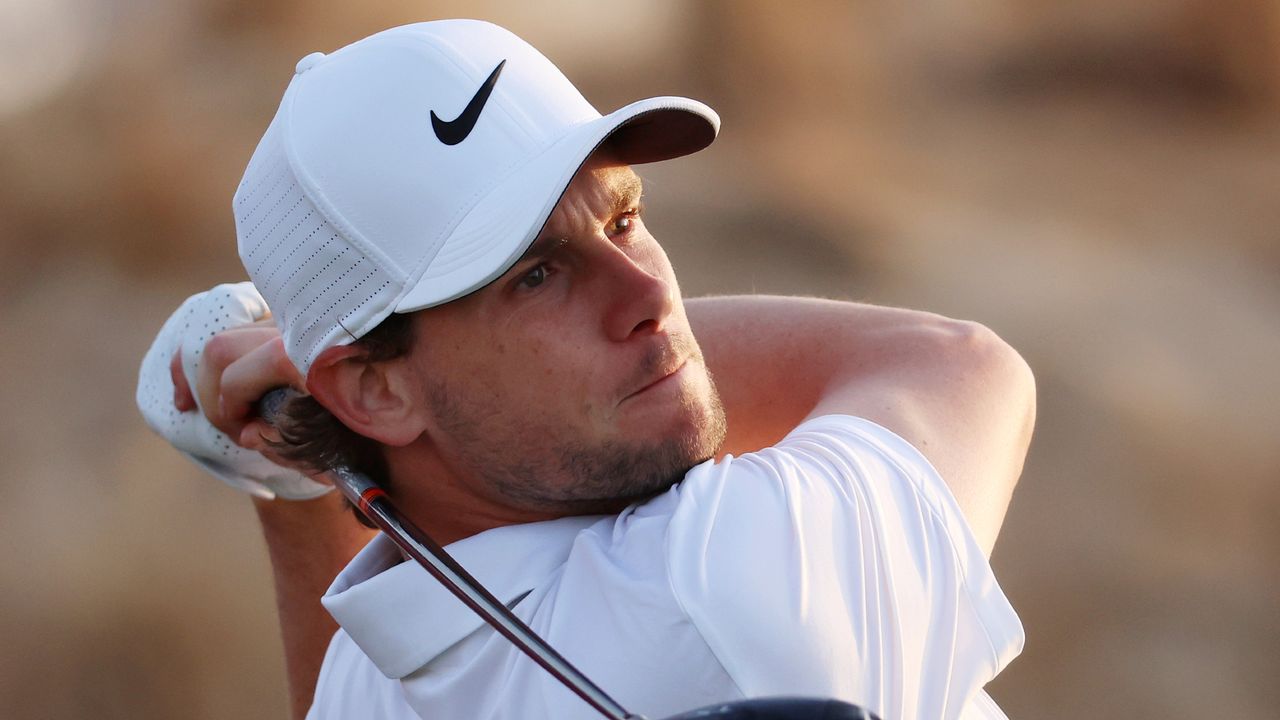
[543,158,643,228]
[416,157,644,321]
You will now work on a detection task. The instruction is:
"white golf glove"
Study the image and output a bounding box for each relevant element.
[136,282,332,500]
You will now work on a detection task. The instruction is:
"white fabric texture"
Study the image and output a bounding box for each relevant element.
[308,415,1023,720]
[136,282,331,500]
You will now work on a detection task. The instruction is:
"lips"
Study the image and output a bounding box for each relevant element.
[622,357,688,402]
[629,358,680,397]
[619,332,701,405]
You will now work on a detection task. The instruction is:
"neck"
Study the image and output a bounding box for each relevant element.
[380,443,565,547]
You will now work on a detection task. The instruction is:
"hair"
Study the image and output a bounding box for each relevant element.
[267,312,417,527]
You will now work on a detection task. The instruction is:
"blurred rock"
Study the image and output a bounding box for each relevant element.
[2,2,1276,719]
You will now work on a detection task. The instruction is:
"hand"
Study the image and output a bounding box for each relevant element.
[137,282,332,500]
[179,317,294,454]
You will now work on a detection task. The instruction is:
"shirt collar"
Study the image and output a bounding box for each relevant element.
[322,514,606,679]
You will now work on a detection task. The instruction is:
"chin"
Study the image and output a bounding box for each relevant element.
[645,381,728,471]
[484,370,727,514]
[532,401,725,513]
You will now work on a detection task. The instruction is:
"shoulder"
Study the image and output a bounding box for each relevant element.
[667,413,965,549]
[660,414,1024,706]
[810,319,1036,555]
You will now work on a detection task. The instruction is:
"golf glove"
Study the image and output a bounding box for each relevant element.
[136,282,332,500]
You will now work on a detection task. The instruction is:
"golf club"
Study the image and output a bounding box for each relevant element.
[259,388,881,720]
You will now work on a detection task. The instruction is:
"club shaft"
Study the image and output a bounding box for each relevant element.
[258,389,641,720]
[332,468,641,720]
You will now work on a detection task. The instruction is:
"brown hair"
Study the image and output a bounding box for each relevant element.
[268,312,417,526]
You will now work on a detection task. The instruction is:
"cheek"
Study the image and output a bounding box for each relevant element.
[506,337,618,419]
[484,335,585,393]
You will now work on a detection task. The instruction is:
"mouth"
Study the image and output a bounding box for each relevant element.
[622,357,689,403]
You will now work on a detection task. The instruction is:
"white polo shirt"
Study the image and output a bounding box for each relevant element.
[308,415,1024,720]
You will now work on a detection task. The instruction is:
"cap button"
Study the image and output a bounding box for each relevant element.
[295,51,326,74]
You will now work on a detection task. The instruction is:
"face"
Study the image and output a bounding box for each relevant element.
[403,155,726,514]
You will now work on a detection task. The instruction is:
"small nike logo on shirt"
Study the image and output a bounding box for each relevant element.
[431,60,506,146]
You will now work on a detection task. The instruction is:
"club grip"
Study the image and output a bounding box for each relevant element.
[257,387,300,427]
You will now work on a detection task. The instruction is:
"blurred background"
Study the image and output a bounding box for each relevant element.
[2,1,1277,718]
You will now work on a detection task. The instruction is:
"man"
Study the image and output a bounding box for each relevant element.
[138,19,1034,720]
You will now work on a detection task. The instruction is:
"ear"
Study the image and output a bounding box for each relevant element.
[304,344,428,447]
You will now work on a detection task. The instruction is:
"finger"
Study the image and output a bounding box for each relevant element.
[218,335,305,432]
[170,348,196,412]
[239,418,283,452]
[195,326,282,426]
[196,326,288,436]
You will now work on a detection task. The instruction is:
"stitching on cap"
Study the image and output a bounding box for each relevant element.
[260,216,322,290]
[249,218,294,273]
[237,148,287,208]
[298,269,378,358]
[238,131,288,209]
[241,161,293,241]
[257,195,309,250]
[287,247,344,311]
[301,276,392,363]
[254,207,317,284]
[299,274,384,359]
[277,237,334,303]
[242,166,296,255]
[267,229,338,296]
[248,192,306,260]
[288,258,339,311]
[340,277,390,320]
[295,259,365,343]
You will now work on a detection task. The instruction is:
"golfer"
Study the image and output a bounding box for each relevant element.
[138,19,1033,720]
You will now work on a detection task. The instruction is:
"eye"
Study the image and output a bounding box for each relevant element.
[517,263,550,290]
[610,209,640,236]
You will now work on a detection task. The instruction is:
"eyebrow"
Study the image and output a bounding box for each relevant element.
[607,173,644,215]
[520,172,645,262]
[518,233,569,264]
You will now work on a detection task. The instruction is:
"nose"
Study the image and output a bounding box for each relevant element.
[599,245,675,342]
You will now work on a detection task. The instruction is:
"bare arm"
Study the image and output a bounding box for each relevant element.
[254,494,376,719]
[174,325,376,720]
[687,295,1036,555]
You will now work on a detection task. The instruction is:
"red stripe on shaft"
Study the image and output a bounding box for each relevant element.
[358,486,388,515]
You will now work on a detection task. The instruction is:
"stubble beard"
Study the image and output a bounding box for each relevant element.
[427,367,728,516]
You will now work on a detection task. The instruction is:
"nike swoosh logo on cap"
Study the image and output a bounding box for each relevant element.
[431,60,506,146]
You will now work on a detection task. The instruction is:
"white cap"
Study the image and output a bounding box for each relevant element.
[233,20,719,373]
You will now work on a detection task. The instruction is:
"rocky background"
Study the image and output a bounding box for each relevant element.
[1,1,1277,718]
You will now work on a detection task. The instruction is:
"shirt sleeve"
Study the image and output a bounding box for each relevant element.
[307,629,419,720]
[664,414,1023,720]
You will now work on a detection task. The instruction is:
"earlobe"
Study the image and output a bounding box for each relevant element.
[306,345,427,446]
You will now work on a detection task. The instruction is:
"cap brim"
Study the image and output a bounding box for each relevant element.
[394,96,719,313]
